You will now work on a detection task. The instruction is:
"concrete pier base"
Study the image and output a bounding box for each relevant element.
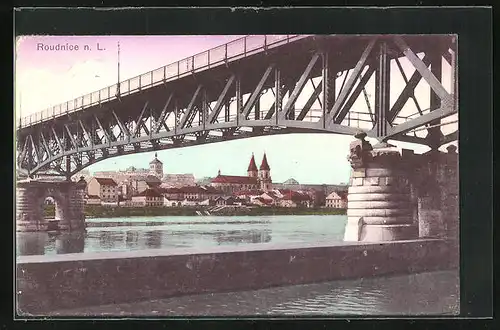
[16,178,87,232]
[343,133,458,243]
[344,136,418,242]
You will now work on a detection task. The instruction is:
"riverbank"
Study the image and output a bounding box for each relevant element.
[47,270,460,316]
[43,205,346,218]
[17,239,459,315]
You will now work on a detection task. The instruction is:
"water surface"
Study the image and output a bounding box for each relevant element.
[49,270,460,316]
[17,215,347,256]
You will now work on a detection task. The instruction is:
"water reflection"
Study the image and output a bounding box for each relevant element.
[55,232,85,254]
[17,232,48,256]
[214,229,272,245]
[267,270,460,315]
[48,270,460,316]
[96,231,123,251]
[16,215,347,256]
[144,231,163,249]
[125,231,140,249]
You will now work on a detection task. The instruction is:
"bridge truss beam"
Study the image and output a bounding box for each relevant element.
[16,35,457,178]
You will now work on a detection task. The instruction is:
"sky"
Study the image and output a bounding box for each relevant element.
[14,35,458,184]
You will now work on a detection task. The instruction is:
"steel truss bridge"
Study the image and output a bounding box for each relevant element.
[16,34,458,179]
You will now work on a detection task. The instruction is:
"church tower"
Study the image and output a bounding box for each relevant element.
[258,153,272,191]
[149,152,164,179]
[247,153,258,178]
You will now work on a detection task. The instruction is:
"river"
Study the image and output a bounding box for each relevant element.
[48,270,459,316]
[16,215,460,316]
[16,215,347,256]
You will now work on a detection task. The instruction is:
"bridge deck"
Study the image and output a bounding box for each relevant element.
[16,34,456,177]
[18,35,307,129]
[17,34,450,131]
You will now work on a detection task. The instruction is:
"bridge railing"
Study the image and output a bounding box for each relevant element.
[19,34,308,129]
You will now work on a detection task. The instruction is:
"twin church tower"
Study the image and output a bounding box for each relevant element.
[150,150,273,192]
[247,153,272,191]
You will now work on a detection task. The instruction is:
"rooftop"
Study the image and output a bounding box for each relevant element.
[130,174,162,183]
[283,178,299,185]
[136,188,163,198]
[326,191,348,200]
[94,177,118,186]
[211,175,259,185]
[247,154,258,172]
[260,153,271,171]
[279,189,312,201]
[149,152,163,165]
[233,189,263,196]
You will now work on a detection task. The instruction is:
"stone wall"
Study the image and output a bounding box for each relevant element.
[16,185,46,232]
[346,166,417,241]
[344,133,459,243]
[16,179,87,232]
[344,137,418,242]
[16,239,458,315]
[59,183,86,231]
[404,146,459,241]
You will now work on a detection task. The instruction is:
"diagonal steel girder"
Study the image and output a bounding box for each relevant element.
[94,115,111,145]
[393,36,453,104]
[380,101,455,139]
[28,134,41,166]
[51,127,64,152]
[140,118,151,136]
[156,94,173,133]
[133,101,149,137]
[79,120,92,147]
[325,38,378,128]
[112,110,131,141]
[18,137,29,165]
[387,55,431,123]
[208,75,235,124]
[39,132,51,161]
[279,53,320,121]
[241,64,275,120]
[333,65,376,125]
[64,124,79,150]
[179,85,202,129]
[297,80,323,121]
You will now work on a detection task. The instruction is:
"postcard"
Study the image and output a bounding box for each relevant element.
[15,32,459,317]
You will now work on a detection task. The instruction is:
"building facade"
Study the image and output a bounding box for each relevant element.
[131,188,164,207]
[129,175,162,196]
[87,177,119,203]
[210,153,273,194]
[258,153,272,191]
[325,191,348,208]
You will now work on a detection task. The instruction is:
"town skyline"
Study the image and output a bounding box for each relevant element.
[85,135,353,185]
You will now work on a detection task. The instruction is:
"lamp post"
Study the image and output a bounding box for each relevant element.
[116,41,121,98]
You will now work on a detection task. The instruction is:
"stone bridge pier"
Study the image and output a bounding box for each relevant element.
[344,133,458,242]
[16,177,87,232]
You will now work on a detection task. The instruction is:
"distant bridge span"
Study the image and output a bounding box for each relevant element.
[16,34,457,178]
